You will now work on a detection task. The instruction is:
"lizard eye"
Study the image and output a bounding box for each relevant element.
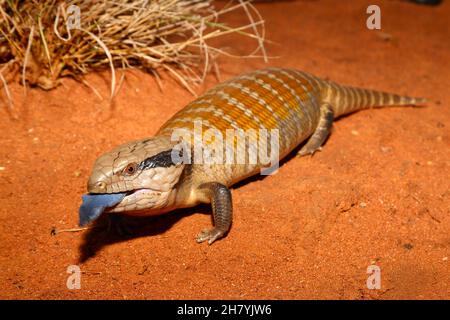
[123,162,137,175]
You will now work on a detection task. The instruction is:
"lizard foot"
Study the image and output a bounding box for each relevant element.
[196,228,225,245]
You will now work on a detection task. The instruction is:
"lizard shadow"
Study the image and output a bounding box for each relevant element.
[78,204,210,263]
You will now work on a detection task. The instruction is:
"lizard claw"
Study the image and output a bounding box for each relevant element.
[297,146,322,157]
[196,228,224,245]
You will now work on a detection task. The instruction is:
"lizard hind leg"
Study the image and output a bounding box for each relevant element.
[297,103,334,157]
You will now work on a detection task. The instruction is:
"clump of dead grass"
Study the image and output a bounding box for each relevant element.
[0,0,267,107]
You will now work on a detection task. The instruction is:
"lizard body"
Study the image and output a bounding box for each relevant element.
[81,68,425,244]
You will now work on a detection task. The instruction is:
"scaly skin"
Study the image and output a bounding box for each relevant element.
[85,68,425,244]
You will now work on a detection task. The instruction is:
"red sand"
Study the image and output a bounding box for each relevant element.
[0,0,449,299]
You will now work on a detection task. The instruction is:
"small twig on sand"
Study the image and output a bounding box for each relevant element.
[50,226,99,236]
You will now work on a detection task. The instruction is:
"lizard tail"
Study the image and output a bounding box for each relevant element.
[322,81,427,117]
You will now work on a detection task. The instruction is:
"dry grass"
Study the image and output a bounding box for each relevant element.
[0,0,267,106]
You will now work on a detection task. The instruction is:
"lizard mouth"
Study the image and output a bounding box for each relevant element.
[78,188,159,226]
[79,192,128,226]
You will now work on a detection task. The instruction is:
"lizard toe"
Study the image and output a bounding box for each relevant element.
[196,228,224,245]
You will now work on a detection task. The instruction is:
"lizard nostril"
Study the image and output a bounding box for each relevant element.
[87,179,108,193]
[96,181,106,191]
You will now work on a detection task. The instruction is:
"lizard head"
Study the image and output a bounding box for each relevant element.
[79,136,186,226]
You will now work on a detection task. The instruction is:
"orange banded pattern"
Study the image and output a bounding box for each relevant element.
[158,67,425,171]
[158,68,322,158]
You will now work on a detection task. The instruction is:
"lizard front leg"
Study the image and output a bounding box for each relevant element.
[196,182,233,245]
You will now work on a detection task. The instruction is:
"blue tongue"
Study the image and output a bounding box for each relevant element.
[79,193,127,226]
